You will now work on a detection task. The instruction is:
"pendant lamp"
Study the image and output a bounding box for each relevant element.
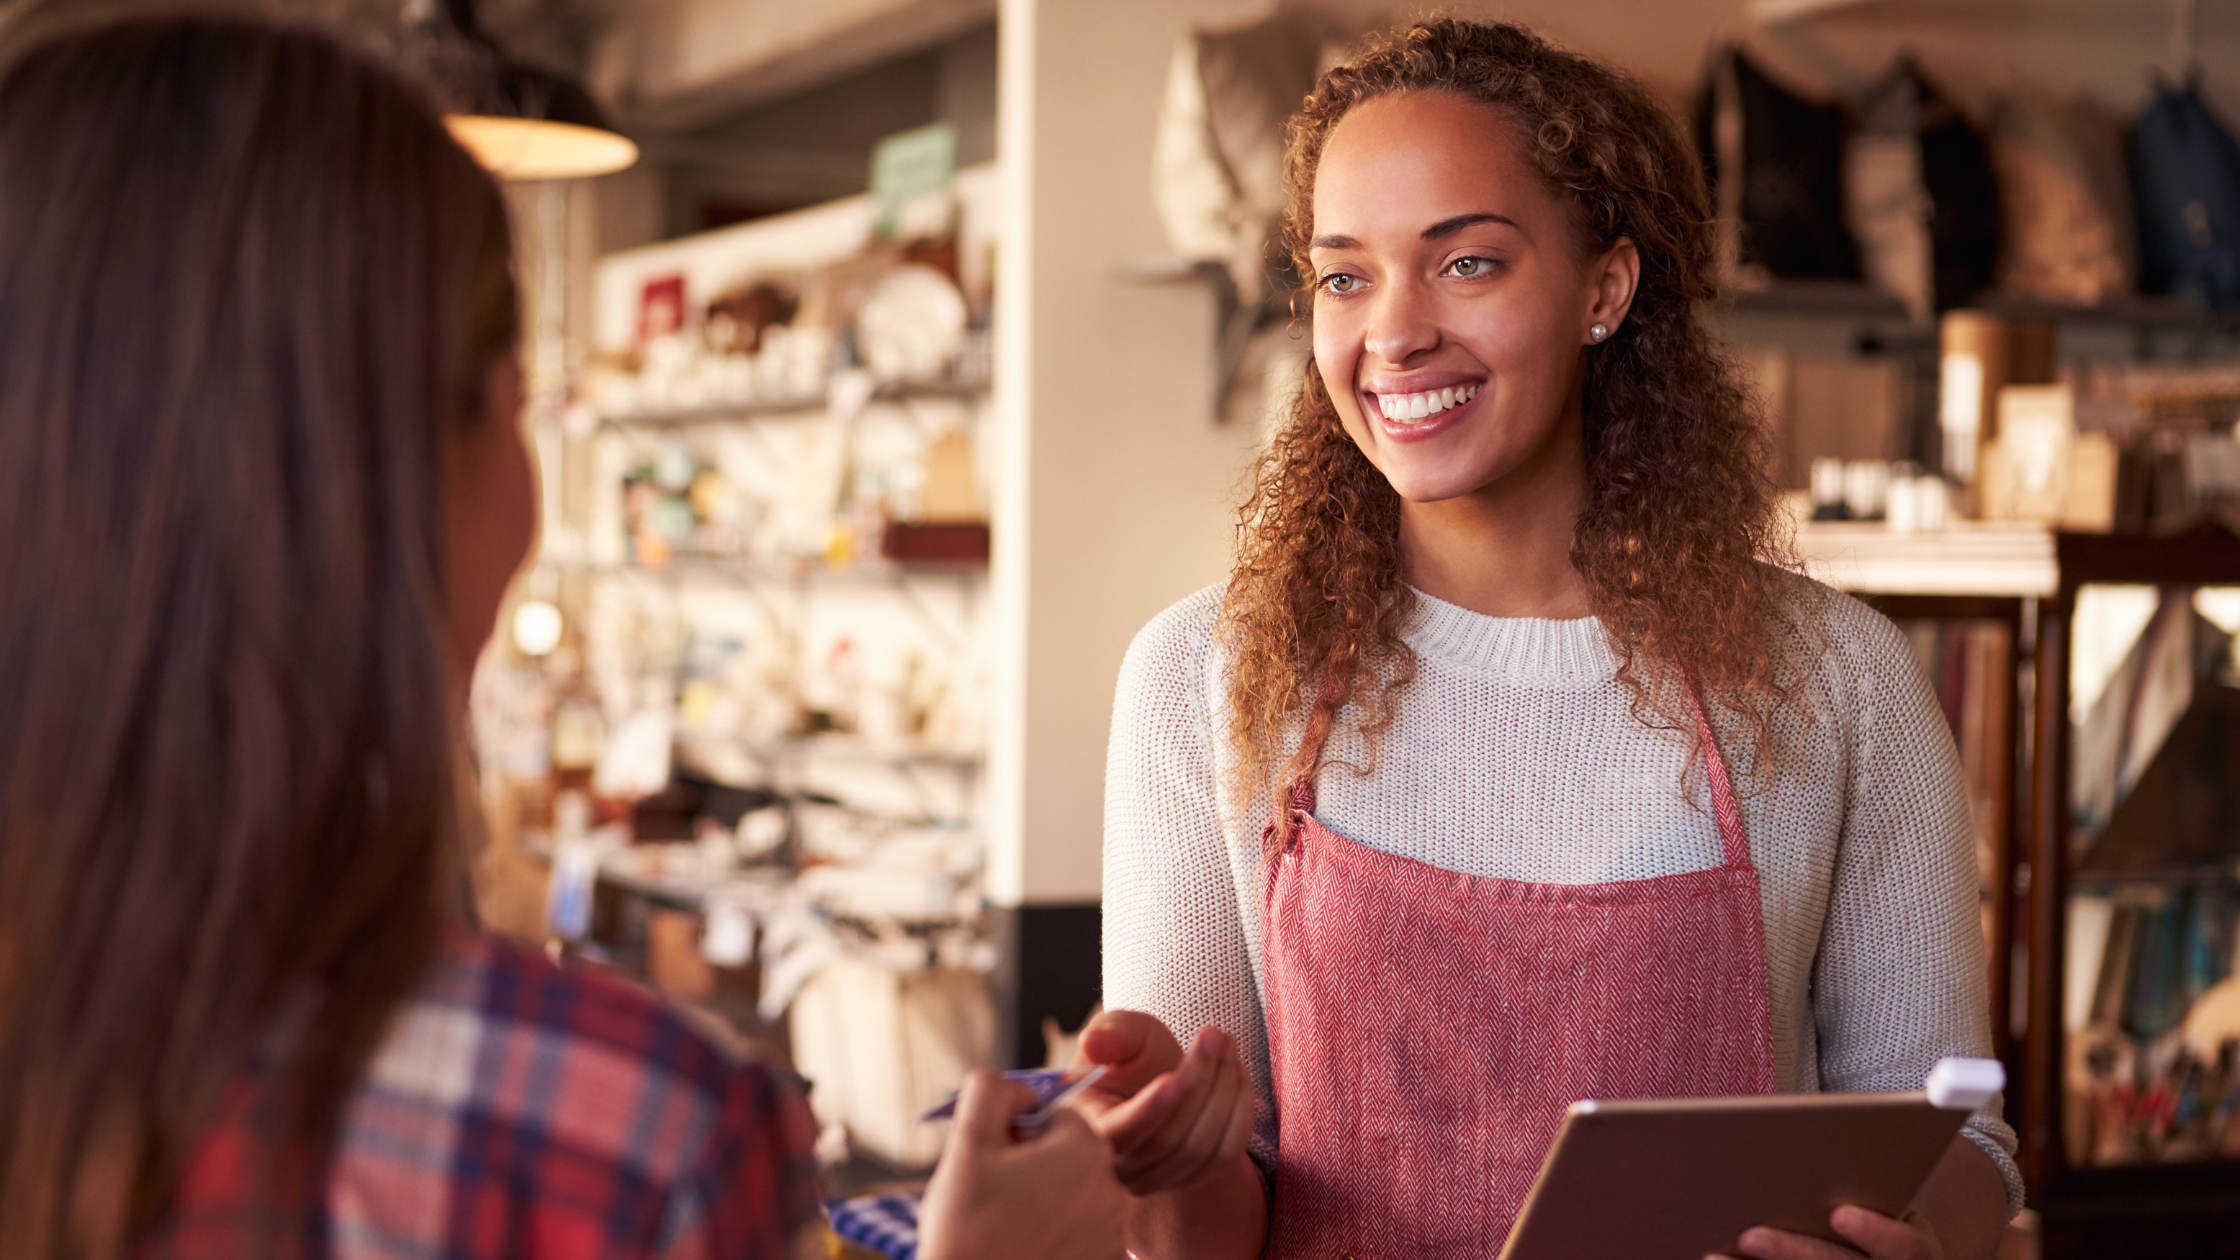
[413,0,637,181]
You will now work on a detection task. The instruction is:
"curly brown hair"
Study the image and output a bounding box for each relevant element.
[1219,17,1809,834]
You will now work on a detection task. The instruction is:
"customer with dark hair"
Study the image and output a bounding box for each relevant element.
[0,15,1122,1260]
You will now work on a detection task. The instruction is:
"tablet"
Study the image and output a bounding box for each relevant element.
[1497,1065,1997,1260]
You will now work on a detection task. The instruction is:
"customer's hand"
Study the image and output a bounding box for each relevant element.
[917,1069,1127,1260]
[1071,1009,1257,1196]
[1717,1205,1946,1260]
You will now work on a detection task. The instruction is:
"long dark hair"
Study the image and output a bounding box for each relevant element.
[0,15,518,1255]
[1221,18,1808,814]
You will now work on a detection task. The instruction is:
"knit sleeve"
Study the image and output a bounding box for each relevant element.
[1102,588,1279,1159]
[1810,600,2024,1216]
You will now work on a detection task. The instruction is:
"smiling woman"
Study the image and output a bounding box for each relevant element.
[1090,18,2019,1260]
[1243,31,1788,803]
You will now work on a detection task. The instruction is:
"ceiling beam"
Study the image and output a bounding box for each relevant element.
[592,0,996,132]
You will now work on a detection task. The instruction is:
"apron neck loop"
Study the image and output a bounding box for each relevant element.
[1683,672,1752,871]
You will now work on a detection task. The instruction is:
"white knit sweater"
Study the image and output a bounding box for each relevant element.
[1102,577,2023,1213]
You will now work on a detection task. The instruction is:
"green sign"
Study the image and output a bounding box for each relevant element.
[869,121,958,237]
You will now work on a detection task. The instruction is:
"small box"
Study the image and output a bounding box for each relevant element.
[882,521,989,564]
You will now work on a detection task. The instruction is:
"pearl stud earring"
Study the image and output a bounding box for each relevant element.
[1590,323,1609,342]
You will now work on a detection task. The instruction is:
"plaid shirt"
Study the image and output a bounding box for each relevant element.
[142,929,821,1260]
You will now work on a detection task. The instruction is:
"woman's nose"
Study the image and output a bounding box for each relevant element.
[1361,281,1439,366]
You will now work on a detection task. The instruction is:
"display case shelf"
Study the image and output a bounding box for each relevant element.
[598,378,988,428]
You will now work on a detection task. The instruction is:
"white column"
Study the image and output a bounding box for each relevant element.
[985,0,1266,910]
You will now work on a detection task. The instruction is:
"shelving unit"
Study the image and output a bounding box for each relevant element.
[596,377,991,429]
[552,554,981,580]
[1800,520,2240,1259]
[2017,526,2240,1260]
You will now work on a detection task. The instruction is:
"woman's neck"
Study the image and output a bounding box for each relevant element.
[1399,415,1592,621]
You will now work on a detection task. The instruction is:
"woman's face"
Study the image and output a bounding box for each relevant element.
[1309,91,1636,506]
[443,354,535,693]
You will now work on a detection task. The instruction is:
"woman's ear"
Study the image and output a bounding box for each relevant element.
[1585,237,1641,345]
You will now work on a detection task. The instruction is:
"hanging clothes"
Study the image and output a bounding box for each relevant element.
[1987,79,2134,309]
[1848,63,1936,321]
[1846,59,2003,315]
[2131,82,2240,311]
[1911,61,2005,314]
[1696,48,1862,282]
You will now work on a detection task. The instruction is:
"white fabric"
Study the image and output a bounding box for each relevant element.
[1102,575,2024,1213]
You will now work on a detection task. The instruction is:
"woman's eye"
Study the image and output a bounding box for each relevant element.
[1319,272,1362,295]
[1447,256,1500,278]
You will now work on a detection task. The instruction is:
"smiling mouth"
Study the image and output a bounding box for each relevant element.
[1373,382,1481,423]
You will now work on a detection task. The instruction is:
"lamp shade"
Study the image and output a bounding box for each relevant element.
[448,114,637,181]
[413,0,637,181]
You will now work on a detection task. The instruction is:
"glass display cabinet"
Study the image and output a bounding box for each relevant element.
[1798,521,2240,1260]
[2020,527,2240,1259]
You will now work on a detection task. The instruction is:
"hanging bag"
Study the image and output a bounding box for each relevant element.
[1696,48,1862,283]
[2130,82,2240,311]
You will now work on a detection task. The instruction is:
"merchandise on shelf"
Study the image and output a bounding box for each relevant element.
[472,168,1009,1172]
[2061,581,2240,1169]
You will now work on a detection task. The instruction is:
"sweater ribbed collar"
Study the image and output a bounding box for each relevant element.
[1403,588,1619,683]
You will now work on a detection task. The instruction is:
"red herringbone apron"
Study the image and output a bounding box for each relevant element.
[1260,689,1775,1259]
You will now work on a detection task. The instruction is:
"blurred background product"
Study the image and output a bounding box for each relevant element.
[2131,78,2240,313]
[1697,47,1862,287]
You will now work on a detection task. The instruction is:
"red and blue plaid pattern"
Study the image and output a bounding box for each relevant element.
[142,929,821,1260]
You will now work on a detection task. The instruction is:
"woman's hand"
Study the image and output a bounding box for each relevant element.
[1722,1133,2007,1260]
[917,1069,1127,1260]
[1718,1206,1943,1260]
[1070,1009,1257,1195]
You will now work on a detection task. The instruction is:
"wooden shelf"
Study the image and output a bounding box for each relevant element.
[677,730,981,769]
[1724,279,1913,321]
[1799,521,2240,599]
[2054,523,2240,592]
[1970,293,2240,335]
[542,555,986,584]
[599,378,988,428]
[1795,521,2057,597]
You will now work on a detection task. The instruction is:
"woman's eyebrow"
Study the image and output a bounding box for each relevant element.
[1312,213,1520,252]
[1423,212,1518,239]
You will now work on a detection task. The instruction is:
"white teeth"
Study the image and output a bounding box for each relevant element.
[1376,383,1481,423]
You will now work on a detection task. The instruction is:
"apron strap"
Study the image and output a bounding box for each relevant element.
[1283,673,1344,820]
[1684,676,1753,871]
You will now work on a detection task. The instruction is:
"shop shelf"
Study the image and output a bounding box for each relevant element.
[1796,521,2058,598]
[675,729,983,771]
[597,378,989,428]
[542,554,987,584]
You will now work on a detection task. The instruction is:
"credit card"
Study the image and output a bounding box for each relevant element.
[917,1065,1107,1127]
